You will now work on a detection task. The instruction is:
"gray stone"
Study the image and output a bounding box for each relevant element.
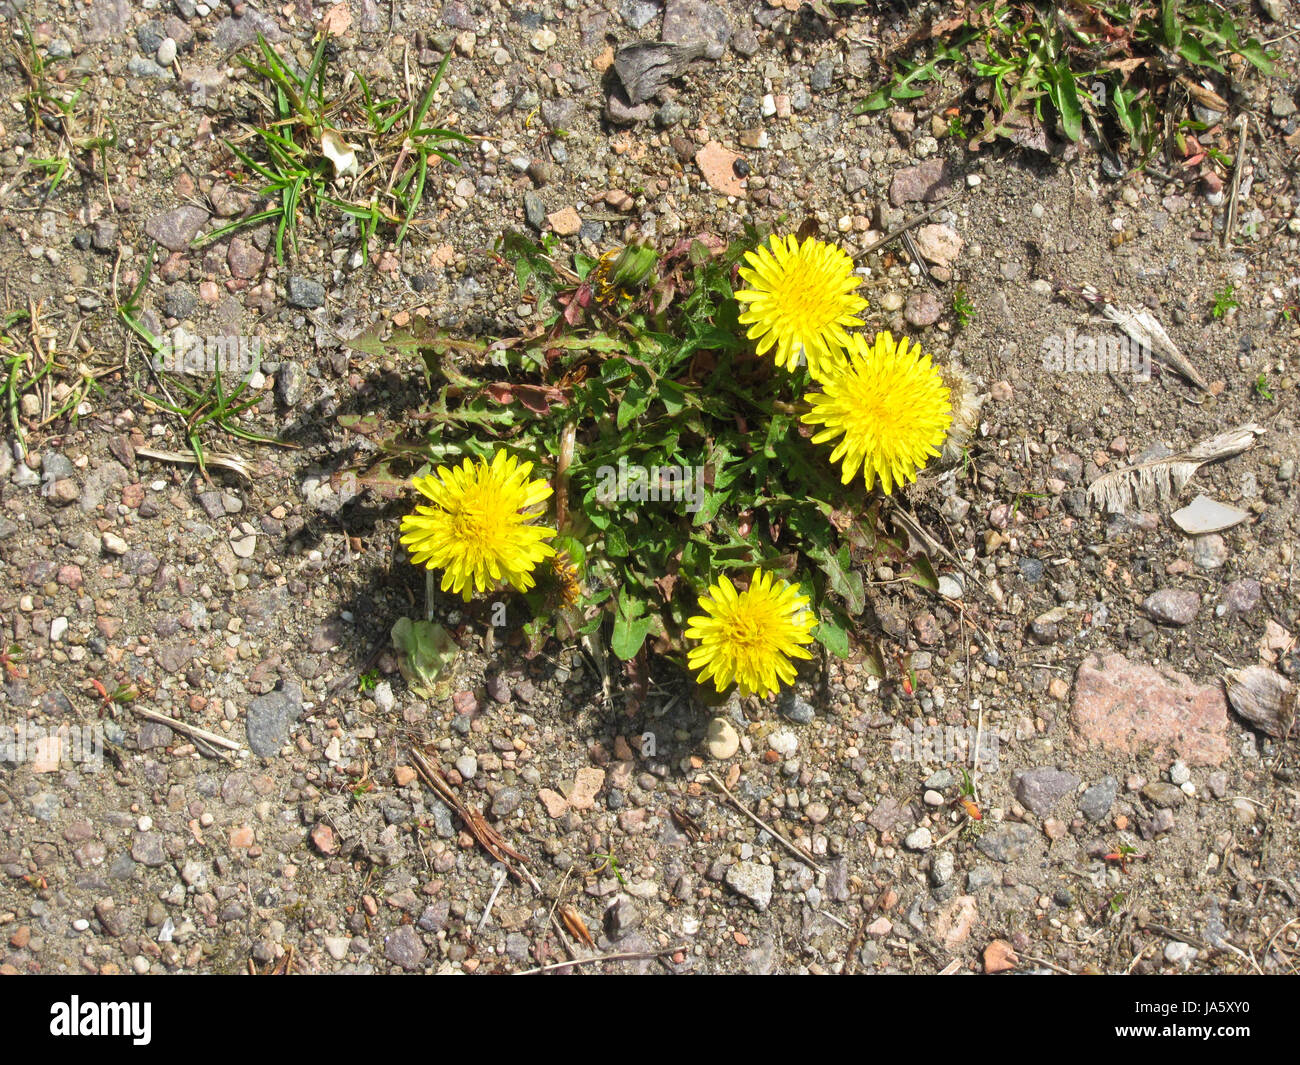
[620,0,662,30]
[730,26,759,57]
[127,56,172,79]
[904,291,943,328]
[929,851,955,887]
[777,688,815,724]
[605,89,658,125]
[604,894,643,939]
[276,363,305,407]
[613,41,707,106]
[145,206,209,251]
[164,283,196,319]
[31,791,61,821]
[418,899,450,932]
[524,191,547,231]
[83,0,132,43]
[540,97,578,130]
[131,832,168,867]
[662,0,731,60]
[1142,781,1185,808]
[843,166,870,194]
[904,827,933,851]
[1144,588,1201,625]
[490,787,523,819]
[383,924,427,970]
[213,8,284,51]
[1192,533,1228,570]
[440,1,478,30]
[867,796,913,832]
[246,683,303,757]
[889,158,951,206]
[286,276,325,309]
[1013,766,1080,816]
[975,823,1035,863]
[91,221,119,252]
[1217,579,1261,617]
[1079,777,1118,822]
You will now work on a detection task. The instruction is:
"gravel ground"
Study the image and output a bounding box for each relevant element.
[1,0,1299,975]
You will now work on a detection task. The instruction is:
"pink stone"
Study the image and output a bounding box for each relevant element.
[1070,652,1229,766]
[537,788,568,818]
[695,141,746,198]
[546,206,582,236]
[568,767,605,810]
[932,894,978,951]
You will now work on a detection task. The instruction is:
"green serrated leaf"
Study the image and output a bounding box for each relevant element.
[612,589,654,660]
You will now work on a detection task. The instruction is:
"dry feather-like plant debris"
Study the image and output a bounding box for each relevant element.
[1086,423,1265,514]
[1097,302,1209,392]
[1225,665,1296,739]
[1068,285,1209,391]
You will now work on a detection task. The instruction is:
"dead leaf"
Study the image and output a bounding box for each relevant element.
[1178,76,1229,114]
[483,381,566,415]
[559,905,595,947]
[321,129,359,179]
[1225,665,1296,738]
[670,806,702,841]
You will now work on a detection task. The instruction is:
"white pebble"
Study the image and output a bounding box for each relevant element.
[904,827,933,851]
[1169,761,1190,785]
[966,174,981,187]
[157,38,177,66]
[768,730,798,757]
[138,816,153,831]
[49,617,68,642]
[73,918,90,931]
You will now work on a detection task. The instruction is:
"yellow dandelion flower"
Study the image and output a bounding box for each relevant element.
[735,234,868,380]
[400,450,557,601]
[685,570,817,698]
[801,330,953,494]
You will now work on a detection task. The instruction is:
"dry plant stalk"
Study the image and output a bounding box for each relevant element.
[408,746,529,873]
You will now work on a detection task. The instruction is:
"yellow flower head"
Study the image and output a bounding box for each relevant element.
[685,570,816,698]
[735,234,868,380]
[400,450,557,601]
[802,330,953,494]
